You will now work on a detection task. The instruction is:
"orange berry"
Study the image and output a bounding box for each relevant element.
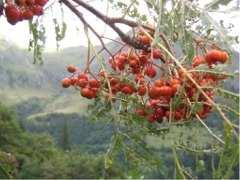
[145,66,156,78]
[81,88,95,99]
[77,78,88,88]
[137,85,147,96]
[192,56,205,67]
[89,79,100,88]
[61,78,71,88]
[67,65,77,73]
[152,48,162,59]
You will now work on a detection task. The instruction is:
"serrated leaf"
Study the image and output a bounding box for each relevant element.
[213,123,239,179]
[173,148,186,179]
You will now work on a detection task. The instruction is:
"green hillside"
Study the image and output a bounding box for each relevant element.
[0,39,115,153]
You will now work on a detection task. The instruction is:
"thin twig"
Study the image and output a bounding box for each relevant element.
[197,115,225,144]
[61,0,113,57]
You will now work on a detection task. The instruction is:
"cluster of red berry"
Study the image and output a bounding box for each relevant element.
[138,71,219,123]
[192,49,228,68]
[61,30,229,124]
[1,0,48,25]
[137,29,153,45]
[62,65,101,99]
[137,49,228,123]
[109,49,162,76]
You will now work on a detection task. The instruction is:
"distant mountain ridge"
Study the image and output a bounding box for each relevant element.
[0,38,238,153]
[0,38,238,111]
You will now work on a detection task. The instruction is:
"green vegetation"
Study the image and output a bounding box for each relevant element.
[0,103,124,179]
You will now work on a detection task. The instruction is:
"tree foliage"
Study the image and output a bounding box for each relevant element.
[0,0,239,179]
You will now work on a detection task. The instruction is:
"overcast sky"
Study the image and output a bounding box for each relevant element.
[0,0,239,52]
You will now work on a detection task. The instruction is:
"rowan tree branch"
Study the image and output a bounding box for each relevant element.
[60,0,153,51]
[61,0,113,57]
[70,0,149,50]
[60,0,174,55]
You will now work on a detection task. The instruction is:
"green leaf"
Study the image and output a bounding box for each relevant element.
[104,155,113,169]
[53,18,67,50]
[28,20,45,64]
[216,88,240,103]
[173,148,186,179]
[0,165,10,179]
[213,123,239,179]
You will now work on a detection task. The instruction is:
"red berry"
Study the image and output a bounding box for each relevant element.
[152,49,162,59]
[128,59,139,68]
[170,79,181,94]
[31,5,43,16]
[111,87,119,94]
[205,49,228,65]
[170,78,181,85]
[35,0,48,6]
[219,51,229,63]
[61,78,71,88]
[67,65,77,73]
[148,86,161,99]
[205,50,219,64]
[26,0,35,6]
[147,114,157,123]
[22,9,34,20]
[139,54,148,65]
[117,56,127,64]
[89,79,100,88]
[197,108,208,119]
[91,87,99,94]
[131,67,140,74]
[78,73,88,81]
[139,35,151,45]
[155,107,165,118]
[192,56,205,67]
[116,61,125,70]
[77,78,88,88]
[121,85,134,95]
[174,111,183,120]
[145,66,156,78]
[186,87,196,98]
[5,4,21,25]
[154,79,164,87]
[70,77,78,86]
[165,111,182,121]
[110,78,119,86]
[81,88,95,99]
[158,86,174,96]
[137,85,146,96]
